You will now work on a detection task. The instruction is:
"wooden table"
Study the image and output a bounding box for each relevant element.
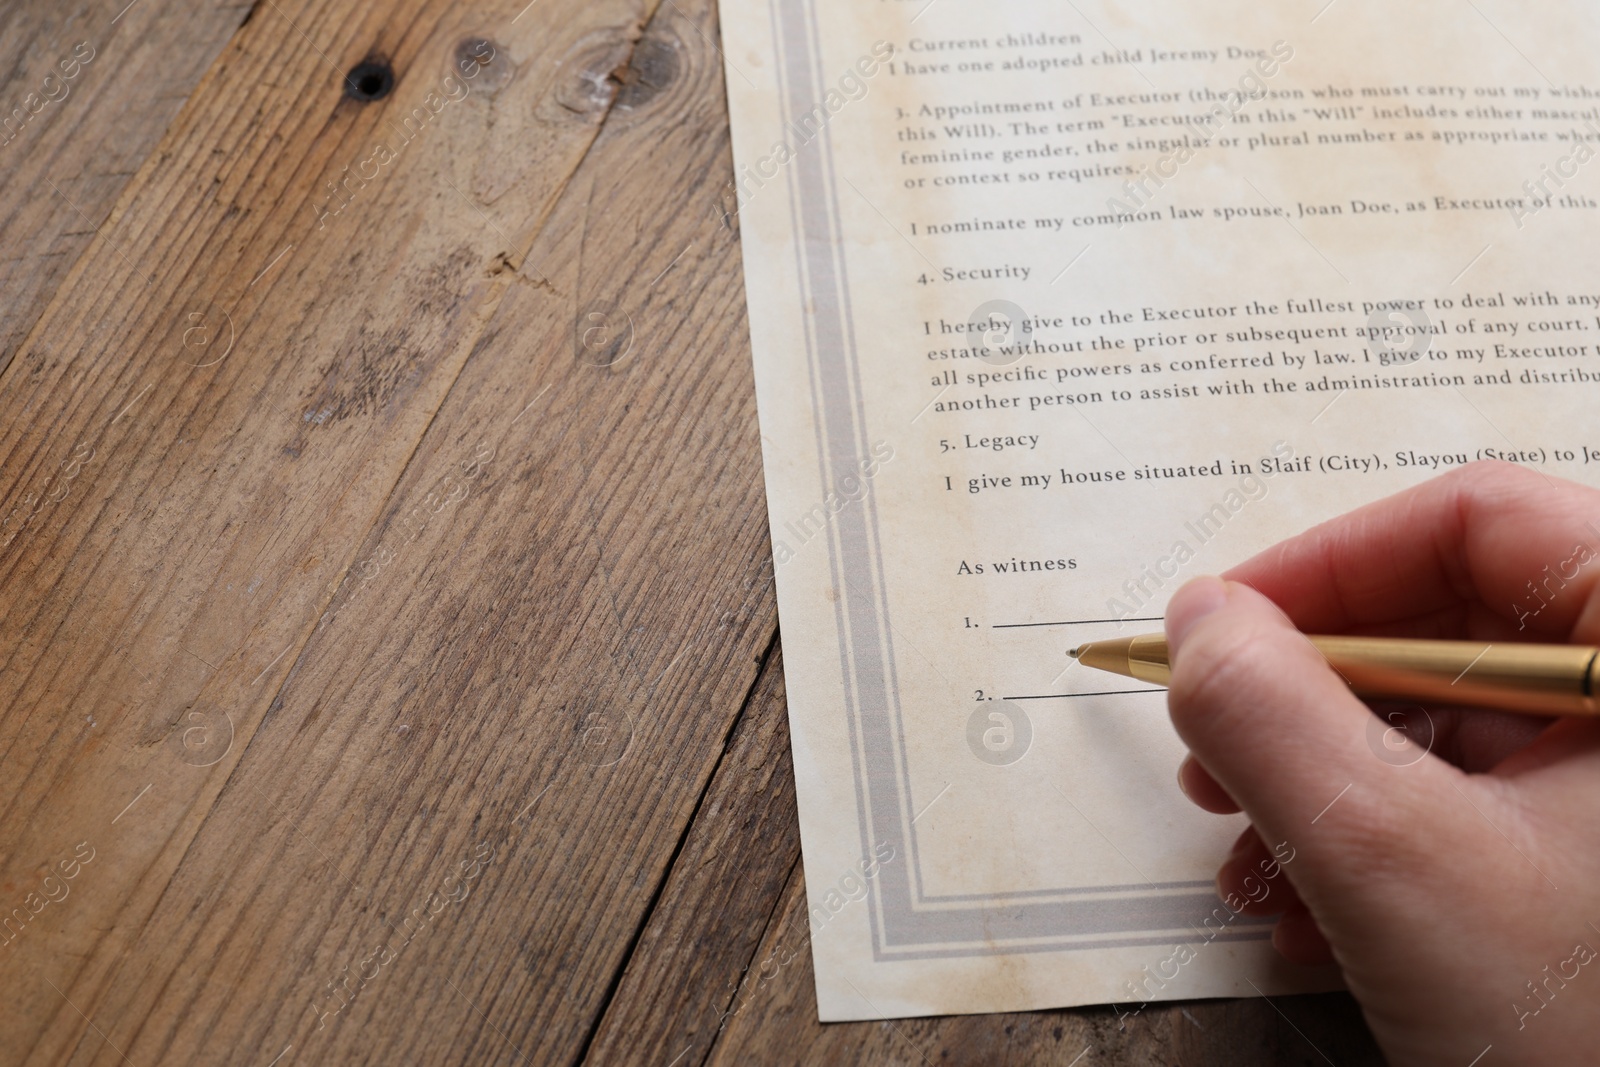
[0,0,1388,1062]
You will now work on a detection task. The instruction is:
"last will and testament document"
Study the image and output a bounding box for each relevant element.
[715,0,1600,1019]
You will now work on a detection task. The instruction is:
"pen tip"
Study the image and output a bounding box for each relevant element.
[1067,646,1080,659]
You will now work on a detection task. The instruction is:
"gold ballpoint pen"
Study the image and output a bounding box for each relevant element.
[1069,634,1600,716]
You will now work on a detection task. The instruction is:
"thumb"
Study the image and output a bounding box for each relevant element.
[1165,577,1444,887]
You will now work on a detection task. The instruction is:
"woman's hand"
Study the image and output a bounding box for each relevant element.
[1165,461,1600,1066]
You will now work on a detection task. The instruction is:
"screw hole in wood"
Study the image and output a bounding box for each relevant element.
[345,61,394,102]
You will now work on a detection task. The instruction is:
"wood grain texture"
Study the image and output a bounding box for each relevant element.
[585,644,799,1067]
[0,0,1386,1060]
[1,0,787,1060]
[0,0,253,370]
[45,0,781,1056]
[0,0,739,1058]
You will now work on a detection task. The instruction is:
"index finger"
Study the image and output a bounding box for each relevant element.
[1224,461,1600,642]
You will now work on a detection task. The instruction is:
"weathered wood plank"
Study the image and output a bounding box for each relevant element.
[0,0,254,371]
[0,0,782,1059]
[584,643,798,1067]
[0,0,712,1060]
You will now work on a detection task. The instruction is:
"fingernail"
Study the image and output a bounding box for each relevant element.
[1166,576,1229,652]
[1176,757,1194,801]
[1214,859,1242,907]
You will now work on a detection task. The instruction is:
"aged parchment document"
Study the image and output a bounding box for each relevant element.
[717,0,1600,1018]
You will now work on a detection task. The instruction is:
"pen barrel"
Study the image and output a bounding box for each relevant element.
[1308,636,1600,716]
[1125,634,1176,686]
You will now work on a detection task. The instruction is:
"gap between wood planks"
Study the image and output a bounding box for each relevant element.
[571,628,787,1067]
